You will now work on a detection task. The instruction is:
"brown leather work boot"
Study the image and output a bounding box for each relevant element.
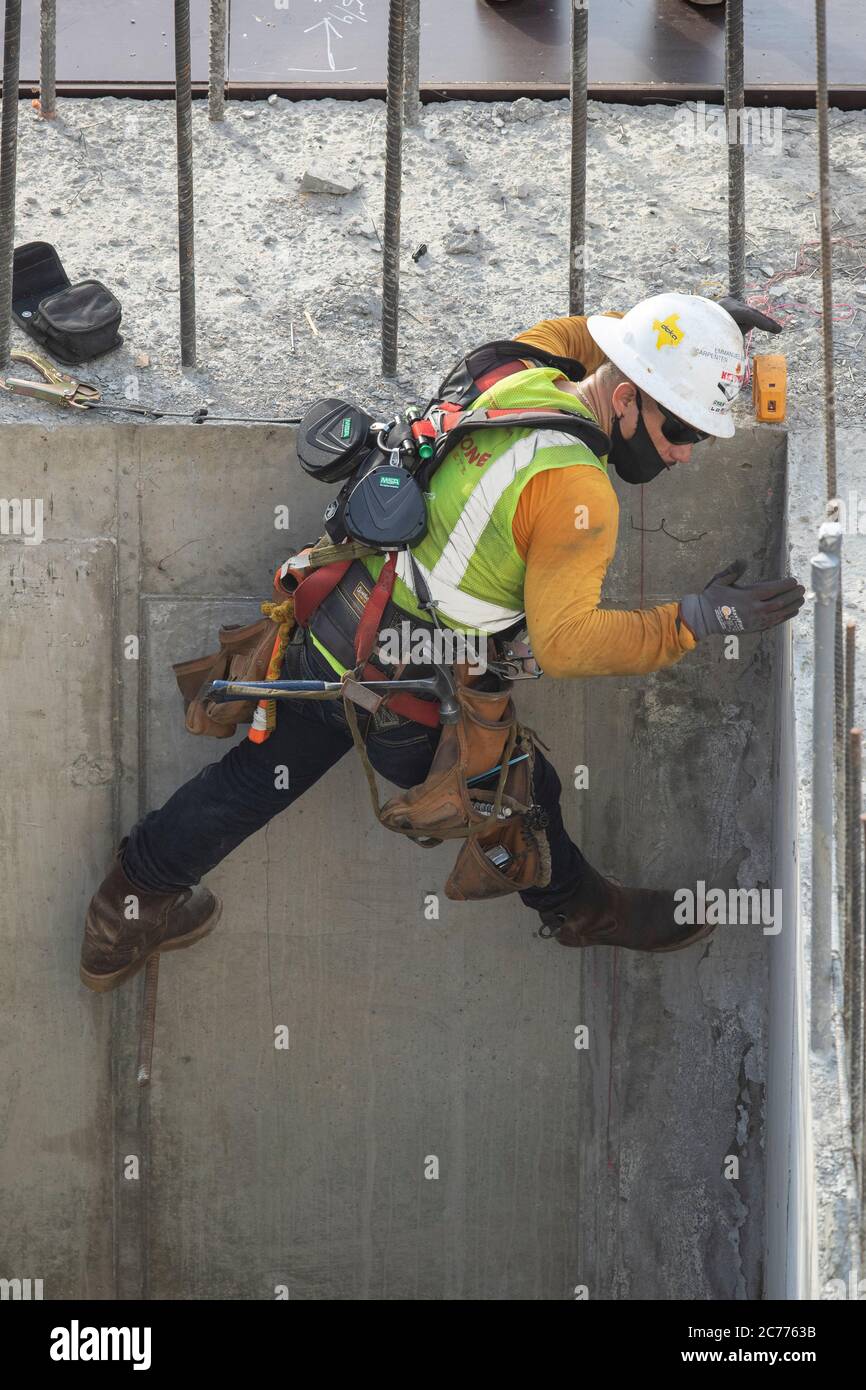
[80,842,222,992]
[538,860,714,953]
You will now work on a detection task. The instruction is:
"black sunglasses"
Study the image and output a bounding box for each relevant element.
[637,389,711,446]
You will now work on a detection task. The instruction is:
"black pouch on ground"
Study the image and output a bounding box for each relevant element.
[12,241,123,364]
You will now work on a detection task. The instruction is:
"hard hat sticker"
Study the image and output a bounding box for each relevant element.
[653,314,685,350]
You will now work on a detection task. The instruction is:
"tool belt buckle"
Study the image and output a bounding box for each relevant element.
[284,551,313,574]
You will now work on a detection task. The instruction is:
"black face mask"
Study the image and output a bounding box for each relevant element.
[608,391,668,485]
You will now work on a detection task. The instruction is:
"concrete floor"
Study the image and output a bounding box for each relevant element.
[0,419,789,1298]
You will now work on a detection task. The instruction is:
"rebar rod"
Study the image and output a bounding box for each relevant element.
[815,0,837,500]
[209,0,227,122]
[403,0,420,127]
[815,6,844,941]
[725,0,746,299]
[0,0,22,371]
[568,0,589,315]
[381,0,406,378]
[174,0,197,367]
[40,0,56,120]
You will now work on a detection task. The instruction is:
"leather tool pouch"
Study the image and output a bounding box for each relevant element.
[372,677,550,898]
[378,677,517,843]
[444,749,551,900]
[173,617,281,738]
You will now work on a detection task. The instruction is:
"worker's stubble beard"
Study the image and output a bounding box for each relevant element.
[557,366,616,436]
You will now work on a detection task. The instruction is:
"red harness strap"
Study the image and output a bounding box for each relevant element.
[474,360,527,393]
[436,403,570,434]
[354,552,398,664]
[291,558,352,627]
[353,554,439,727]
[290,551,441,728]
[361,662,441,727]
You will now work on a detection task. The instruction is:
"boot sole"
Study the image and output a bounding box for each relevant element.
[79,896,223,994]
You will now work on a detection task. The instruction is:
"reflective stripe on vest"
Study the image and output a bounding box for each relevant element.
[370,369,608,632]
[392,425,587,631]
[393,550,522,632]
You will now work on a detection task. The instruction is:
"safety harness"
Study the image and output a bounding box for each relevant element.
[249,342,609,742]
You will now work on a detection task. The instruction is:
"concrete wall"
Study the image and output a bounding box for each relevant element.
[576,429,786,1300]
[0,420,789,1299]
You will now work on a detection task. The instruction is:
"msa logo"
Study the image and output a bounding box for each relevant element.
[340,416,352,440]
[378,475,401,488]
[50,1321,152,1372]
[0,1277,43,1299]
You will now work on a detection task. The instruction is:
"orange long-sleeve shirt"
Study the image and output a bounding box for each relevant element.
[510,315,696,677]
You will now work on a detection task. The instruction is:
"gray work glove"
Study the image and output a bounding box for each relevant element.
[719,296,783,336]
[679,560,805,640]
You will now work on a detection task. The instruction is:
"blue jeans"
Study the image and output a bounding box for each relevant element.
[124,636,586,918]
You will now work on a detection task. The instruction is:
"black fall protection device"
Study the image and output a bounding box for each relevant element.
[295,339,611,553]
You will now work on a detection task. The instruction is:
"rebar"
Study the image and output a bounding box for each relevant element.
[815,6,845,937]
[136,955,160,1087]
[725,0,746,299]
[209,0,227,122]
[812,543,841,1053]
[40,0,56,120]
[568,0,589,316]
[0,0,22,371]
[814,8,845,942]
[381,0,406,378]
[174,0,197,367]
[815,0,837,500]
[848,731,863,1153]
[403,0,421,127]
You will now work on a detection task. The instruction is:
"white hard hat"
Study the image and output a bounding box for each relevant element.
[587,293,746,439]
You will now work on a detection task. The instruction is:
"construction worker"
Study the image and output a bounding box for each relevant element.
[80,293,803,992]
